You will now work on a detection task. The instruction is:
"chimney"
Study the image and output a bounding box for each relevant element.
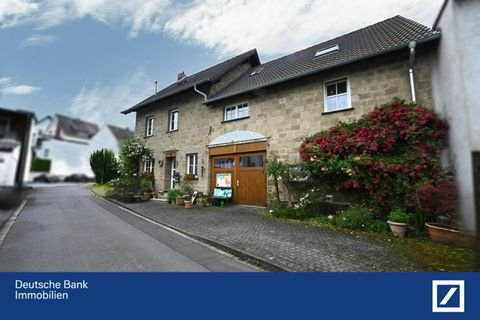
[177,71,186,81]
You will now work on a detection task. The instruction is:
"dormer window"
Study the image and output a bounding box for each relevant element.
[250,67,264,76]
[314,44,339,58]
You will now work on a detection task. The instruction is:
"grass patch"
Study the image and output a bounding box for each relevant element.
[269,212,478,271]
[90,183,114,198]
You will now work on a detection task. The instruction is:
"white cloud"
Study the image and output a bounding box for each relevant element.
[0,1,444,58]
[21,34,57,47]
[0,77,12,85]
[68,70,152,129]
[0,0,39,28]
[164,0,445,58]
[1,84,41,95]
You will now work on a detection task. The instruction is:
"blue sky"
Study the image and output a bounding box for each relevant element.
[0,0,444,130]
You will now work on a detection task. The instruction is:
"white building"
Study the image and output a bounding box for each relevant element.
[431,0,480,233]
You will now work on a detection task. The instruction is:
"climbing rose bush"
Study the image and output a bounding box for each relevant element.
[299,98,448,215]
[112,138,153,193]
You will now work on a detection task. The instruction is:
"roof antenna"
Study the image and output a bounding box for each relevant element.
[152,81,158,95]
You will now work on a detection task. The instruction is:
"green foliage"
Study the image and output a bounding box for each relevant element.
[388,208,410,223]
[265,158,289,204]
[89,149,118,184]
[31,157,51,172]
[180,179,193,195]
[140,178,153,191]
[112,138,153,195]
[333,206,374,230]
[167,189,180,203]
[299,98,449,215]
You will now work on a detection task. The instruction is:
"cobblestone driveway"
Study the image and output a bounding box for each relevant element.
[120,201,418,271]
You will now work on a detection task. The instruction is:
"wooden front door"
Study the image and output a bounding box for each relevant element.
[211,152,266,206]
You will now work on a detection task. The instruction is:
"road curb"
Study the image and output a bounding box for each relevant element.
[0,199,28,248]
[101,196,289,272]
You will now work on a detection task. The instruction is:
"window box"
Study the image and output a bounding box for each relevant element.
[185,173,199,181]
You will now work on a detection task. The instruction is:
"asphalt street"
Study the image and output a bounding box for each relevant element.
[0,185,256,272]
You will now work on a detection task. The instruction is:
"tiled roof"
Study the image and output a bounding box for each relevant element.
[56,114,99,140]
[206,15,440,103]
[107,124,133,143]
[122,49,260,114]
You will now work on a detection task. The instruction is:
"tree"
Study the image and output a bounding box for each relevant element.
[89,149,118,184]
[265,158,289,204]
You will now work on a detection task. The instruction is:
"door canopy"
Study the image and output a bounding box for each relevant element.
[208,130,266,147]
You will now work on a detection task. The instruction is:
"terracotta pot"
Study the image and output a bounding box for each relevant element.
[425,223,459,244]
[184,200,193,209]
[387,220,407,237]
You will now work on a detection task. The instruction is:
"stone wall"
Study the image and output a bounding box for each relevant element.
[134,48,435,200]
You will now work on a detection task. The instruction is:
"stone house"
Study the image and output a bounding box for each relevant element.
[122,15,439,207]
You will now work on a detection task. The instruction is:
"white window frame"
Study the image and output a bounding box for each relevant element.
[224,102,249,121]
[186,153,198,175]
[146,116,154,137]
[143,159,154,173]
[169,109,178,131]
[323,77,352,113]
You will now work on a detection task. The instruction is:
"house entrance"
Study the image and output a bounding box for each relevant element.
[165,153,177,190]
[209,139,267,206]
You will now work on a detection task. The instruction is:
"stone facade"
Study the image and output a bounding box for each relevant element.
[135,48,435,201]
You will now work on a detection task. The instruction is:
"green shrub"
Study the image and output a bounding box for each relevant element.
[167,189,180,203]
[334,206,373,230]
[366,220,390,233]
[89,149,118,184]
[31,157,51,172]
[388,208,410,223]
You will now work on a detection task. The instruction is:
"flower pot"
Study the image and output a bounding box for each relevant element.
[197,201,205,208]
[184,200,193,209]
[175,198,185,206]
[425,222,460,244]
[387,220,407,237]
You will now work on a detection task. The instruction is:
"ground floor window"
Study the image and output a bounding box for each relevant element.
[186,153,198,175]
[143,159,154,173]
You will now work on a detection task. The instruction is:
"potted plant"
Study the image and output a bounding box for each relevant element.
[387,208,410,237]
[196,197,205,208]
[167,189,180,204]
[417,176,460,244]
[184,200,193,209]
[140,178,154,199]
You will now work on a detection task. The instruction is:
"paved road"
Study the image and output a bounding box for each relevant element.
[0,185,256,272]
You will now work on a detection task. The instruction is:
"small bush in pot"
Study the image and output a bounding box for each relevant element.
[417,176,460,243]
[387,208,410,237]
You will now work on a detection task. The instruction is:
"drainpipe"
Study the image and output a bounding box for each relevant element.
[408,41,417,103]
[193,83,207,102]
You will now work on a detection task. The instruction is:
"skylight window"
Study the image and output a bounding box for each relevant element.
[314,44,339,58]
[250,67,264,76]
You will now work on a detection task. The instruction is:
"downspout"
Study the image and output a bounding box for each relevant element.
[193,83,207,102]
[408,41,417,103]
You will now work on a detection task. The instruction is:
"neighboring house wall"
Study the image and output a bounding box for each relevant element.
[431,0,480,233]
[40,139,93,176]
[136,49,435,200]
[89,126,120,155]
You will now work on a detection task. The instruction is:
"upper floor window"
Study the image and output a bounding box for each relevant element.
[186,153,198,175]
[224,103,249,121]
[143,159,154,173]
[169,109,178,131]
[324,78,351,113]
[145,116,154,137]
